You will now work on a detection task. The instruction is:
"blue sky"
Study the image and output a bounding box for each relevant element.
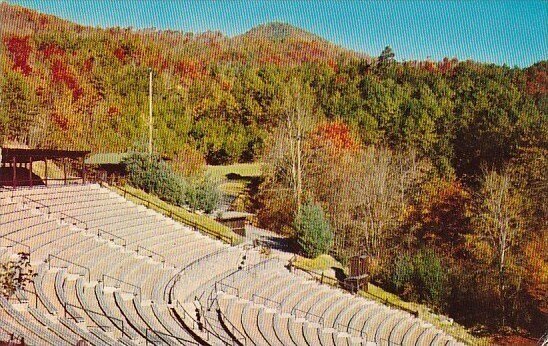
[8,0,548,67]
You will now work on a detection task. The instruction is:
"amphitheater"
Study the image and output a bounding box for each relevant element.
[0,183,464,345]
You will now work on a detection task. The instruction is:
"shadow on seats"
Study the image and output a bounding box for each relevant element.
[256,235,299,254]
[0,167,45,187]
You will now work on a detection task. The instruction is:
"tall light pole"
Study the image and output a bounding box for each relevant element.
[148,68,153,158]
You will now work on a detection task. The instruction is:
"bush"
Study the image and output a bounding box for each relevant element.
[123,153,168,194]
[413,250,449,309]
[161,172,187,206]
[122,153,220,212]
[293,202,333,257]
[387,249,449,311]
[391,254,414,292]
[185,174,221,213]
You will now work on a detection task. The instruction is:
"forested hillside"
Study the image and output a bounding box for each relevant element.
[0,3,364,161]
[1,2,546,339]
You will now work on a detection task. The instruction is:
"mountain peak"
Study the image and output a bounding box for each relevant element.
[241,22,323,42]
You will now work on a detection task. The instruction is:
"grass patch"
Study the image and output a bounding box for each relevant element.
[293,254,346,273]
[206,163,263,180]
[108,184,241,244]
[207,163,263,196]
[218,181,247,197]
[32,161,65,180]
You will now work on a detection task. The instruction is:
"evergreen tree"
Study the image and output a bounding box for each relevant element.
[378,45,395,64]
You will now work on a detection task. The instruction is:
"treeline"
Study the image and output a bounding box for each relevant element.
[257,75,546,336]
[1,4,544,176]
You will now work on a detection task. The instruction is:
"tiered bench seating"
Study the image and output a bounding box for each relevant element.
[1,184,464,345]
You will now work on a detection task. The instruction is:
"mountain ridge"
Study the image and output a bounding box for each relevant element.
[238,22,326,42]
[0,2,362,60]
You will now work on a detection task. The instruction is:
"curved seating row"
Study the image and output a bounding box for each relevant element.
[1,184,463,346]
[1,185,225,345]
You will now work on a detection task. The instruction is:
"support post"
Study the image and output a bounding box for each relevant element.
[81,156,86,184]
[12,157,16,188]
[63,158,67,185]
[29,156,33,187]
[44,158,48,187]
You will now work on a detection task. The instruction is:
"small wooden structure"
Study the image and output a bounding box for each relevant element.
[216,211,253,237]
[85,152,130,184]
[0,147,90,188]
[345,253,370,293]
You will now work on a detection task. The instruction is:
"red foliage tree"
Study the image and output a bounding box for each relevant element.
[525,64,547,97]
[311,121,358,152]
[113,47,127,62]
[4,36,33,75]
[50,112,70,131]
[410,180,472,254]
[83,56,95,72]
[51,59,83,101]
[107,106,119,117]
[39,42,65,59]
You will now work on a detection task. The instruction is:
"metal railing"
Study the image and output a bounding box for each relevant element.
[173,300,239,345]
[27,281,45,310]
[136,245,165,265]
[101,274,141,298]
[216,306,246,346]
[0,235,31,255]
[251,293,282,310]
[215,281,240,297]
[48,254,91,281]
[183,247,229,273]
[244,256,280,272]
[97,228,127,247]
[291,262,419,319]
[21,195,51,214]
[57,211,89,230]
[22,195,92,231]
[22,192,158,258]
[106,183,235,245]
[67,303,128,339]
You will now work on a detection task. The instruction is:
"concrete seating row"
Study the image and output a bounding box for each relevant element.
[1,185,223,345]
[1,184,464,345]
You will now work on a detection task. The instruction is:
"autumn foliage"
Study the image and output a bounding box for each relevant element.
[4,35,32,75]
[51,59,83,100]
[311,121,359,152]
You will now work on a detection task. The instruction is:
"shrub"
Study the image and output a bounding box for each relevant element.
[1,252,34,298]
[185,174,221,213]
[123,153,168,194]
[413,249,449,309]
[122,153,219,211]
[123,153,184,204]
[293,202,333,257]
[387,249,449,311]
[391,254,414,292]
[161,172,187,206]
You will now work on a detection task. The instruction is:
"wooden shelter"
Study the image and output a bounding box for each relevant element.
[0,148,90,188]
[85,152,130,184]
[216,211,253,237]
[345,253,371,293]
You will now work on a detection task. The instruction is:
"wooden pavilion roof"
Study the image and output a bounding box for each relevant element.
[1,148,90,164]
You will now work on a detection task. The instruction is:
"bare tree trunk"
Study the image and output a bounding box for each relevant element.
[475,171,523,328]
[296,104,302,213]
